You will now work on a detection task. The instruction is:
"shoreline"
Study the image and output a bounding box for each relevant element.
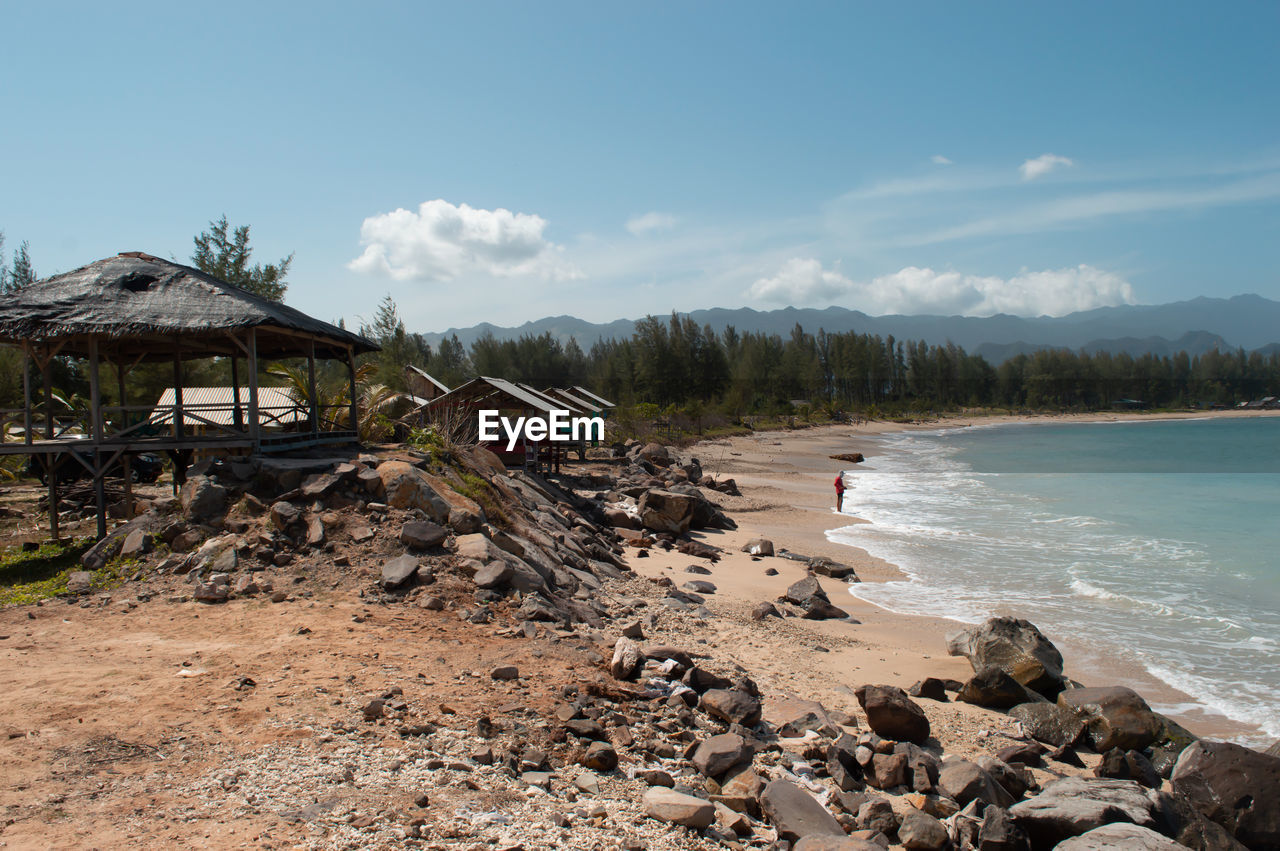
[659,408,1280,745]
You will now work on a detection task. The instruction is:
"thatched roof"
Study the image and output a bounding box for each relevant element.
[0,252,377,360]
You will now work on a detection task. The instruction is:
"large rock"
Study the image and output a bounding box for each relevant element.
[643,787,714,828]
[946,616,1066,697]
[1055,822,1184,849]
[1008,776,1159,848]
[1010,701,1086,748]
[700,689,762,727]
[792,838,884,850]
[1171,740,1280,849]
[636,443,672,467]
[855,684,930,745]
[898,809,949,849]
[1148,713,1199,778]
[638,489,696,535]
[400,520,447,549]
[1058,686,1162,752]
[742,538,775,557]
[420,472,485,532]
[375,461,451,521]
[760,778,845,843]
[978,805,1031,851]
[180,475,227,523]
[380,554,421,589]
[958,667,1042,709]
[784,574,826,606]
[691,733,752,778]
[938,758,1015,808]
[610,637,644,680]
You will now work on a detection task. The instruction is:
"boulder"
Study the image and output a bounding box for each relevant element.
[1058,686,1162,752]
[375,461,451,521]
[380,555,421,589]
[946,616,1066,697]
[1095,748,1161,789]
[1055,822,1184,850]
[610,637,644,680]
[691,733,752,778]
[752,602,781,620]
[1008,776,1159,848]
[643,787,714,828]
[898,809,948,850]
[958,667,1042,709]
[120,528,153,559]
[1148,713,1199,778]
[473,561,513,589]
[582,741,617,772]
[938,758,1015,808]
[65,570,94,594]
[400,520,447,549]
[1171,740,1280,849]
[180,476,227,523]
[784,575,827,606]
[269,500,301,531]
[1009,701,1086,748]
[638,489,696,535]
[419,472,485,532]
[908,678,949,702]
[792,836,885,850]
[700,689,762,727]
[854,684,930,745]
[760,778,845,843]
[742,538,775,557]
[715,763,765,815]
[193,581,228,603]
[978,805,1031,851]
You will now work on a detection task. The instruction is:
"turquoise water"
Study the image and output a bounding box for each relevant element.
[829,417,1280,744]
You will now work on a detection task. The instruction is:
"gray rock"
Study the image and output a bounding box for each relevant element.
[269,500,301,531]
[1171,739,1280,849]
[1055,822,1185,849]
[1058,685,1162,752]
[400,520,447,549]
[582,741,617,772]
[946,616,1066,697]
[760,778,845,842]
[977,805,1030,851]
[120,528,153,559]
[65,571,94,594]
[898,809,948,849]
[700,689,762,726]
[855,684,930,745]
[742,538,775,557]
[643,787,714,828]
[474,561,513,589]
[1095,748,1161,789]
[752,602,781,620]
[691,733,752,779]
[938,758,1015,808]
[793,837,885,850]
[1008,776,1158,848]
[682,580,716,594]
[958,667,1042,709]
[1009,701,1086,748]
[610,636,643,680]
[193,582,228,603]
[180,476,227,523]
[638,489,696,534]
[907,678,949,702]
[490,665,519,680]
[856,798,899,836]
[784,574,826,606]
[380,554,421,589]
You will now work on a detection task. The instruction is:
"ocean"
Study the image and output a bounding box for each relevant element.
[828,416,1280,746]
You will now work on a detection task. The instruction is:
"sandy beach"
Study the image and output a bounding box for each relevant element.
[626,409,1280,746]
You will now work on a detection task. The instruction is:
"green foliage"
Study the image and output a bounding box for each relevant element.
[0,538,98,606]
[191,215,292,302]
[453,470,509,529]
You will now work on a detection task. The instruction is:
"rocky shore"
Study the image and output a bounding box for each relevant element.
[1,435,1277,850]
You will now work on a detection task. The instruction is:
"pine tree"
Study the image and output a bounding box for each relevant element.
[191,215,292,301]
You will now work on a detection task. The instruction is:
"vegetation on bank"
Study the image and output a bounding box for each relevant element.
[0,538,101,606]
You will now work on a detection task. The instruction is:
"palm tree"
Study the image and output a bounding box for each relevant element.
[265,361,401,442]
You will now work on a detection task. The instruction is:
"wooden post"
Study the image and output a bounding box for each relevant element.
[172,346,185,439]
[231,355,244,430]
[115,359,127,435]
[306,340,319,437]
[22,344,32,446]
[347,346,358,438]
[46,459,59,542]
[88,336,106,540]
[122,455,133,520]
[247,330,260,449]
[42,344,54,440]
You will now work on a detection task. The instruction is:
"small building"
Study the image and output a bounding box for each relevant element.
[152,387,306,432]
[404,366,450,404]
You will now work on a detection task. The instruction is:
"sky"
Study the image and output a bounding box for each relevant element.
[2,2,1277,333]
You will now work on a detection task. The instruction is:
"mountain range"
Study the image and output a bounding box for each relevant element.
[422,294,1280,364]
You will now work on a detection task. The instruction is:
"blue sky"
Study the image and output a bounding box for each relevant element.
[2,2,1277,332]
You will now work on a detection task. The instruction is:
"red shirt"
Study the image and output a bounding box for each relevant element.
[834,475,845,492]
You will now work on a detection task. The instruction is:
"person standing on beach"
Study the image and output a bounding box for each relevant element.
[834,471,846,512]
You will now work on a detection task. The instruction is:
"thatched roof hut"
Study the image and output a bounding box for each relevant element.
[0,251,375,359]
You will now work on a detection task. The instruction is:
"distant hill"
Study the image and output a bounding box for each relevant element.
[423,294,1280,361]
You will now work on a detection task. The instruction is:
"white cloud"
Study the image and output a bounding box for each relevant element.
[626,211,678,236]
[749,259,1135,317]
[931,155,954,165]
[1020,153,1075,181]
[348,199,580,282]
[747,258,856,304]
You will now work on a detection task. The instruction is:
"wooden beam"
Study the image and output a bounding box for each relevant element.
[347,345,358,438]
[231,356,244,430]
[42,344,54,441]
[247,329,261,448]
[88,335,102,443]
[21,343,32,446]
[307,339,319,437]
[172,345,185,439]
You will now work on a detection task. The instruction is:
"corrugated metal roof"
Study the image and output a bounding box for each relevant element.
[152,386,304,426]
[573,386,615,408]
[544,387,598,411]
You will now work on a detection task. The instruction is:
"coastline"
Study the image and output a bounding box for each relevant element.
[635,409,1280,745]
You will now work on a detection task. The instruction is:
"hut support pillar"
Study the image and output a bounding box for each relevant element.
[21,344,32,446]
[306,340,319,438]
[46,462,59,543]
[171,347,185,440]
[247,330,260,451]
[346,346,358,438]
[89,335,106,540]
[116,359,132,520]
[231,355,243,430]
[42,344,54,440]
